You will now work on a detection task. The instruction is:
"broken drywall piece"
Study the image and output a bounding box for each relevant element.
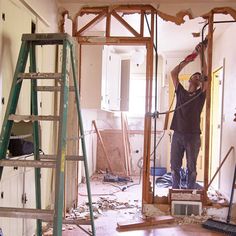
[156,9,194,25]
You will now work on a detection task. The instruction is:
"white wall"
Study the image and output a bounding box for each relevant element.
[213,22,236,200]
[0,0,58,235]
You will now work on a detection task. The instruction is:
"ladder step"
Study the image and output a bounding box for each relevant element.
[40,154,84,161]
[0,207,53,220]
[0,207,91,225]
[22,33,73,45]
[18,73,62,80]
[0,159,56,168]
[36,86,75,92]
[9,114,60,121]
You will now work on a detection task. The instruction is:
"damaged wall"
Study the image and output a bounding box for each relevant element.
[212,21,236,200]
[0,0,58,235]
[57,1,236,200]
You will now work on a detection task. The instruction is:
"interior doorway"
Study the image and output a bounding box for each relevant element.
[209,65,224,189]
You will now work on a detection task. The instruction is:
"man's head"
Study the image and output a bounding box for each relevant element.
[189,72,201,89]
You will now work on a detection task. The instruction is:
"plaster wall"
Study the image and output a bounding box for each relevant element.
[212,22,236,200]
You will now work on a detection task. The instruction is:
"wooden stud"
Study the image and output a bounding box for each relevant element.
[140,10,144,37]
[77,36,151,45]
[77,11,106,36]
[78,6,109,16]
[111,10,140,37]
[203,11,214,204]
[106,9,111,37]
[92,120,114,173]
[142,41,154,205]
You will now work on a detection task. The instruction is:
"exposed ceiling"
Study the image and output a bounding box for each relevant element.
[157,14,234,53]
[61,1,235,55]
[75,11,234,54]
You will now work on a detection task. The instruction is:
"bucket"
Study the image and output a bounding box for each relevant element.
[150,167,167,176]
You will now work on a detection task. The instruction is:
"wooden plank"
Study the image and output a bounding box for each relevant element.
[106,10,111,37]
[140,10,144,37]
[207,146,234,189]
[77,36,151,45]
[0,159,56,168]
[121,112,129,176]
[123,112,132,175]
[9,114,60,121]
[78,6,109,16]
[204,13,214,204]
[0,207,53,220]
[117,216,175,231]
[92,120,114,173]
[0,207,91,225]
[78,5,155,15]
[142,41,154,205]
[40,154,84,161]
[77,11,106,36]
[113,5,155,14]
[111,10,140,37]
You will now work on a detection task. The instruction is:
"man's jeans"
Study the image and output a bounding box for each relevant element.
[170,131,201,189]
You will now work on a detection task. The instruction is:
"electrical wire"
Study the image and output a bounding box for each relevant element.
[153,89,204,117]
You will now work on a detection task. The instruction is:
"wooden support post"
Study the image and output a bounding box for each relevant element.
[140,10,144,37]
[92,120,113,173]
[204,12,214,203]
[142,40,154,206]
[106,9,111,37]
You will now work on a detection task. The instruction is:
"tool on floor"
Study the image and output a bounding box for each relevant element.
[103,172,132,183]
[0,33,95,236]
[202,162,236,234]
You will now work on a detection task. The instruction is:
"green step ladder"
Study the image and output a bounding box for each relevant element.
[0,33,95,236]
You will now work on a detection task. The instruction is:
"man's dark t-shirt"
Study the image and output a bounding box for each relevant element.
[170,83,206,134]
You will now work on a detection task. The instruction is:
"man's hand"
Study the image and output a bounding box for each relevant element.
[195,39,208,53]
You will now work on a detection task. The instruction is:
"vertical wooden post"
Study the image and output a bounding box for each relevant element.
[142,39,154,206]
[140,10,144,37]
[204,11,214,203]
[106,8,111,37]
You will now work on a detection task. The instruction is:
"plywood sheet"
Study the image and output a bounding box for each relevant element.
[96,130,126,175]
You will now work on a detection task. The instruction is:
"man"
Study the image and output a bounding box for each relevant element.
[170,40,208,189]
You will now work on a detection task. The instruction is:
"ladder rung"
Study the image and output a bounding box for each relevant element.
[40,155,84,161]
[0,207,53,220]
[36,86,75,92]
[18,73,62,80]
[53,219,91,225]
[22,33,73,45]
[9,114,60,121]
[0,207,91,225]
[0,159,56,168]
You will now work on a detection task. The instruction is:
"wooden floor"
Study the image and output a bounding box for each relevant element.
[44,175,226,235]
[60,211,225,235]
